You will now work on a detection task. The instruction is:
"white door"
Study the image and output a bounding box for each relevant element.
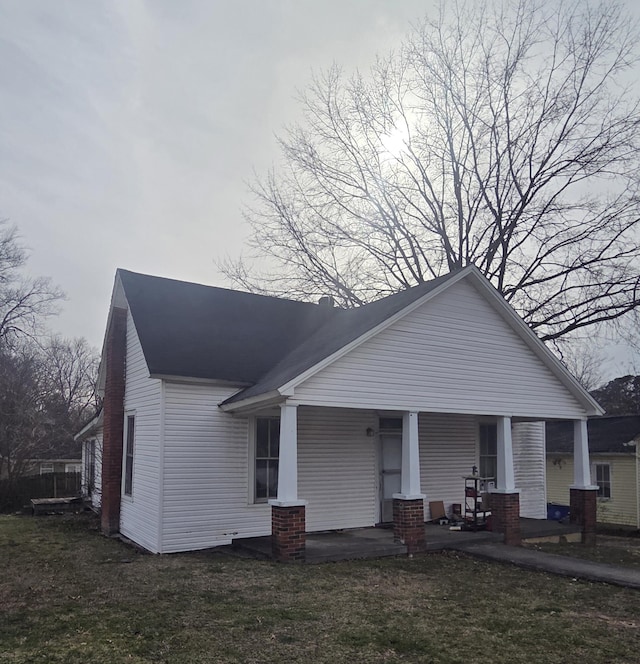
[379,434,402,523]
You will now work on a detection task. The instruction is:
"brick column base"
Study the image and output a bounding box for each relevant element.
[491,492,521,546]
[272,505,306,562]
[393,498,426,554]
[570,488,597,546]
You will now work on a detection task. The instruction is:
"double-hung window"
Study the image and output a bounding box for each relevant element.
[479,423,498,480]
[124,415,135,496]
[254,417,280,502]
[594,463,611,499]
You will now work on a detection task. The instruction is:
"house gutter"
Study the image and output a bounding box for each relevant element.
[218,390,285,413]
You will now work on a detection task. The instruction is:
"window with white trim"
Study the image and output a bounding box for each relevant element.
[40,463,54,475]
[479,423,497,479]
[254,417,279,502]
[594,463,611,499]
[124,415,135,496]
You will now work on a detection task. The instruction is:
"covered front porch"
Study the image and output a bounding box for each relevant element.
[235,518,581,563]
[242,403,598,562]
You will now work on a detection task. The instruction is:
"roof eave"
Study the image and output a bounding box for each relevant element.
[219,389,286,413]
[74,410,104,441]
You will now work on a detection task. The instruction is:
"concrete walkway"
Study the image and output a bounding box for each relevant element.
[454,541,640,590]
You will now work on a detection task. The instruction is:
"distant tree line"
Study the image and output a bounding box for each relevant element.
[0,220,100,483]
[591,376,640,416]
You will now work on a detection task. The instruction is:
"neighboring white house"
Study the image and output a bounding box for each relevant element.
[86,266,602,558]
[75,411,103,511]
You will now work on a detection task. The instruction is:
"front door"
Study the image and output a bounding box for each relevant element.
[379,433,402,523]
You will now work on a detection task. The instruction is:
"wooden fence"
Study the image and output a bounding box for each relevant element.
[0,472,82,512]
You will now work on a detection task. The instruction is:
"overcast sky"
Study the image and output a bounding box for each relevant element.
[1,1,638,381]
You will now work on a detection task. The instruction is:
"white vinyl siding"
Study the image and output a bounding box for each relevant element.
[160,389,379,553]
[158,399,551,552]
[299,407,378,532]
[119,311,162,553]
[419,413,477,520]
[293,280,587,420]
[419,415,546,520]
[512,422,547,519]
[161,382,255,553]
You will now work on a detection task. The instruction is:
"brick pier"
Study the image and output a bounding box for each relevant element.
[392,498,426,554]
[570,488,597,546]
[491,492,521,546]
[272,504,306,562]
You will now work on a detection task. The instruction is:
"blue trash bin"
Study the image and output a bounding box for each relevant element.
[547,502,570,521]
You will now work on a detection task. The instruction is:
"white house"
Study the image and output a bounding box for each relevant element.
[82,266,603,559]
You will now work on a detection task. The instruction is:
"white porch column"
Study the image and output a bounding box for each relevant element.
[572,419,596,489]
[394,411,425,499]
[269,402,307,507]
[495,416,516,492]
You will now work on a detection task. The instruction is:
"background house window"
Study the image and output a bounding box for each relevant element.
[255,417,279,502]
[124,415,135,496]
[594,463,611,499]
[40,464,54,475]
[479,423,497,479]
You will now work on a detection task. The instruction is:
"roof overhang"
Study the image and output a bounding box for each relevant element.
[219,390,286,414]
[74,410,104,441]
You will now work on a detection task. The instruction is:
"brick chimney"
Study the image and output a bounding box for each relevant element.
[101,307,127,535]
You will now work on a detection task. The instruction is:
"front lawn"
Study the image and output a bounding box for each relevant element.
[1,514,640,663]
[528,535,640,569]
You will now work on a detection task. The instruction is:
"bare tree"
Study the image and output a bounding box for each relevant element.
[0,220,63,346]
[223,0,640,343]
[39,336,101,428]
[0,337,100,482]
[0,346,48,481]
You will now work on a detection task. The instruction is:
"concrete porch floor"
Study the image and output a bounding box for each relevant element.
[233,518,581,563]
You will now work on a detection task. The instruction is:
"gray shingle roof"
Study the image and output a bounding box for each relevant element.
[118,270,337,383]
[546,416,640,455]
[118,268,462,400]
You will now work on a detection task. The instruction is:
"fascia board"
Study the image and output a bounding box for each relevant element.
[74,410,104,441]
[97,271,129,393]
[151,374,252,387]
[465,267,604,416]
[218,389,285,413]
[277,266,474,395]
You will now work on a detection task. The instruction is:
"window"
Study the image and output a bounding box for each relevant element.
[40,464,54,475]
[594,463,611,499]
[254,417,279,502]
[65,463,82,474]
[84,440,95,494]
[124,415,135,496]
[479,423,497,479]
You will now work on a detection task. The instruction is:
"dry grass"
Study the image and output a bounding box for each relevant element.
[2,513,640,663]
[528,535,640,569]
